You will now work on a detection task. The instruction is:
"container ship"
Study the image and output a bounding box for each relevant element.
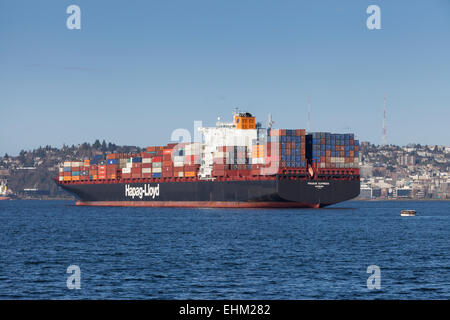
[55,112,360,208]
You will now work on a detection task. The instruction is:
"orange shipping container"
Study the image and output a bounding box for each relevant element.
[184,171,196,177]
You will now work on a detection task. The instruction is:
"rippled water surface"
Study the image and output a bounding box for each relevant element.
[0,200,448,299]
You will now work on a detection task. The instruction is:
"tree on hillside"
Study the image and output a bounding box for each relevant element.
[101,140,107,152]
[93,140,101,149]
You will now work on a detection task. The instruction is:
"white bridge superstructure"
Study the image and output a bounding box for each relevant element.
[197,112,264,179]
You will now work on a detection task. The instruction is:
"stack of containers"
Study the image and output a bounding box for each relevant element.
[89,162,98,180]
[80,159,90,180]
[251,141,265,165]
[212,146,249,177]
[172,144,186,178]
[131,156,142,179]
[212,146,228,176]
[162,146,174,178]
[90,155,103,164]
[58,167,64,181]
[106,158,119,179]
[98,160,107,180]
[152,150,163,178]
[142,152,153,178]
[308,133,359,169]
[71,161,83,181]
[62,161,72,181]
[266,129,306,169]
[61,143,200,181]
[121,157,132,179]
[184,143,202,165]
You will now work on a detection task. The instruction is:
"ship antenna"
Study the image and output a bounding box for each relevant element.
[307,96,311,132]
[382,96,387,145]
[268,113,274,129]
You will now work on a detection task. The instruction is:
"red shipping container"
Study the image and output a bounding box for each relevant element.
[131,167,141,174]
[142,173,152,178]
[213,157,226,164]
[214,164,227,170]
[153,156,162,162]
[132,163,142,168]
[142,163,152,168]
[131,174,142,179]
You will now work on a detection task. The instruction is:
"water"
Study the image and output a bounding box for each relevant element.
[0,200,448,299]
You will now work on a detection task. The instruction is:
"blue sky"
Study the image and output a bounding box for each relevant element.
[1,0,449,155]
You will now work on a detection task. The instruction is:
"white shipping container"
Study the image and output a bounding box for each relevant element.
[152,167,162,173]
[177,172,184,177]
[152,162,162,168]
[214,152,225,158]
[142,168,152,173]
[251,158,264,164]
[174,162,184,167]
[142,158,152,164]
[173,156,184,163]
[122,168,131,173]
[63,161,71,167]
[59,176,64,181]
[126,163,133,168]
[59,167,64,172]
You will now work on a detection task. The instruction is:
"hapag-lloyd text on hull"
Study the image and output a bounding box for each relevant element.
[125,184,160,199]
